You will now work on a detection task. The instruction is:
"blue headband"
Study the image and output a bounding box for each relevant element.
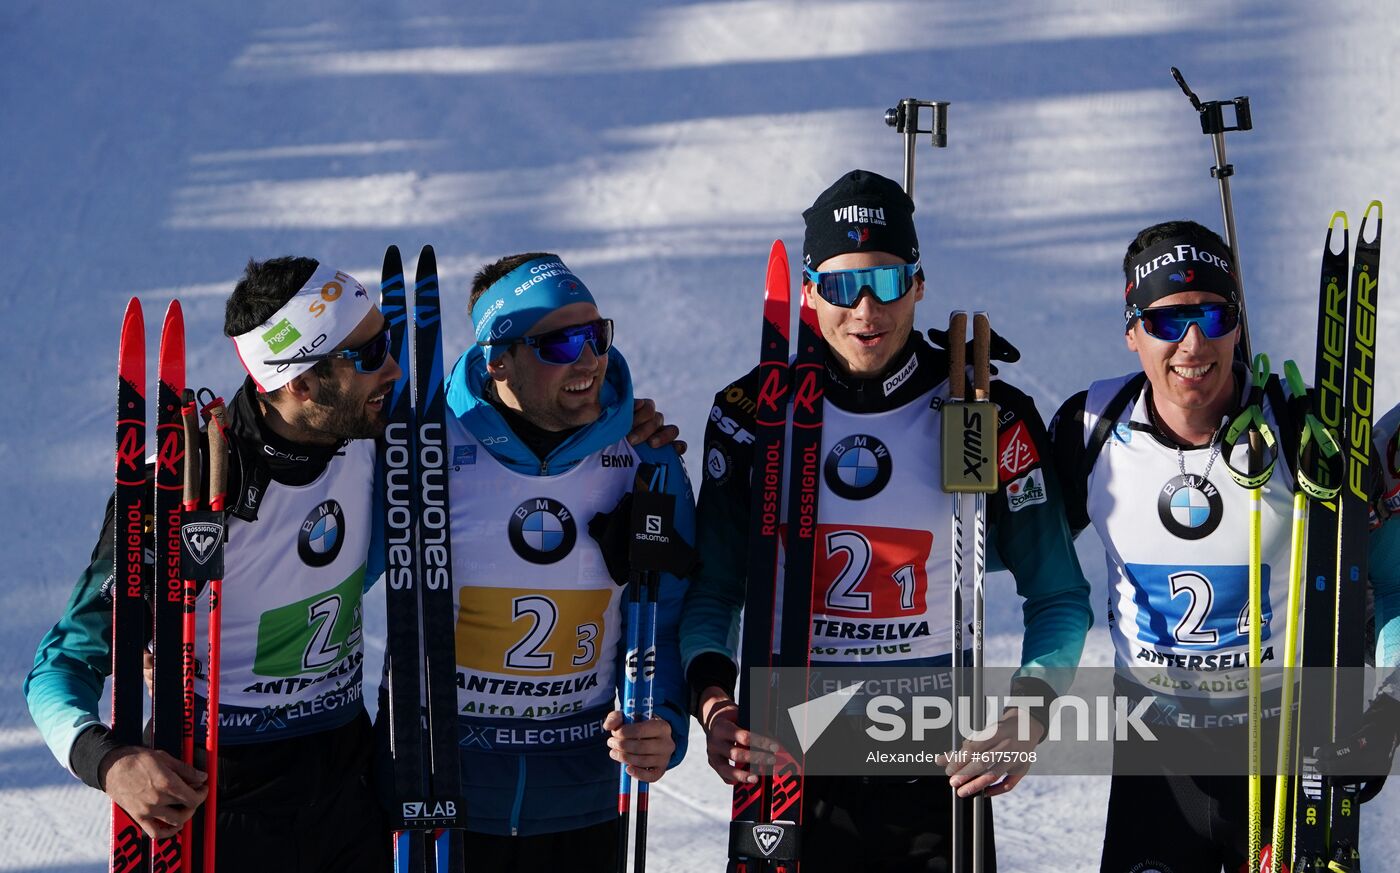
[473,257,596,362]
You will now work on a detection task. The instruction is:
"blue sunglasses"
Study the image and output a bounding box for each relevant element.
[484,318,615,365]
[264,327,391,374]
[1126,302,1240,342]
[803,262,921,308]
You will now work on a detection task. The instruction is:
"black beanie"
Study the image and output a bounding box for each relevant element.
[802,169,919,270]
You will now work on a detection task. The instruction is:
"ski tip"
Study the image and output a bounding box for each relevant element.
[162,300,185,356]
[120,298,145,367]
[765,240,790,295]
[1329,210,1349,233]
[415,245,438,284]
[382,244,403,271]
[122,297,145,331]
[1359,200,1383,243]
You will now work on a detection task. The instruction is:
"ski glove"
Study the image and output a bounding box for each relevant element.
[1318,691,1400,803]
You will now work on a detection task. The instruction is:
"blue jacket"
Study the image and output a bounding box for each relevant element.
[418,344,693,837]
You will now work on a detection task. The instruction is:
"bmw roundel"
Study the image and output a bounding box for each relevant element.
[508,497,578,564]
[823,434,892,500]
[1157,474,1223,540]
[299,500,346,566]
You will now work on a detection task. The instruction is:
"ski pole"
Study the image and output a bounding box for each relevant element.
[968,313,997,873]
[1271,362,1343,873]
[943,311,968,873]
[633,568,660,873]
[179,391,201,866]
[616,572,642,872]
[883,98,948,197]
[1170,66,1255,361]
[1223,354,1278,873]
[199,393,230,873]
[618,463,674,873]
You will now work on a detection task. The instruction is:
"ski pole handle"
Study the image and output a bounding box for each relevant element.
[201,395,229,510]
[947,312,967,402]
[182,390,201,510]
[972,313,991,403]
[1283,360,1344,500]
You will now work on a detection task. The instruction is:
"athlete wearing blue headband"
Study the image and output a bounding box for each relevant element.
[473,255,598,363]
[393,250,696,870]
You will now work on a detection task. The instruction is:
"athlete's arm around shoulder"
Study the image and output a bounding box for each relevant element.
[987,380,1093,694]
[680,368,763,711]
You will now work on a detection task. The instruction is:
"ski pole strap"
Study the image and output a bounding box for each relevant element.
[1282,360,1344,500]
[1221,354,1278,489]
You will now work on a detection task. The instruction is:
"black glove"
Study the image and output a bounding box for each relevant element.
[587,464,700,587]
[1318,692,1400,802]
[925,325,1022,365]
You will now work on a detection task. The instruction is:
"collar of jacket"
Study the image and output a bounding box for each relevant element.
[822,330,944,413]
[225,379,344,519]
[445,344,635,474]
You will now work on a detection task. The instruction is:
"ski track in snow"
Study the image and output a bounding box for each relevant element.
[3,1,1397,869]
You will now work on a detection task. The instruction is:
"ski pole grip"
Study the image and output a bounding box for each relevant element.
[181,389,200,507]
[947,311,967,401]
[203,398,229,509]
[972,312,991,402]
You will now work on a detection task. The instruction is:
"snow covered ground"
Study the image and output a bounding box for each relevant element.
[3,1,1398,869]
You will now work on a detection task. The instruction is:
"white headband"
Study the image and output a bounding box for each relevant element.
[231,262,374,392]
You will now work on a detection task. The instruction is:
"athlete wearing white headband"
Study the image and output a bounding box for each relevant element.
[232,261,376,392]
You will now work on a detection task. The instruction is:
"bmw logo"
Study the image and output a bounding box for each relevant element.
[298,500,346,566]
[823,434,892,500]
[508,497,577,564]
[1157,474,1223,540]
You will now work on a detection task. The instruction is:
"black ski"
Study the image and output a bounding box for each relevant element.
[150,302,188,873]
[111,299,148,873]
[411,245,466,871]
[769,285,826,873]
[730,241,792,873]
[1293,202,1383,872]
[1292,213,1349,870]
[381,244,430,872]
[1327,201,1381,870]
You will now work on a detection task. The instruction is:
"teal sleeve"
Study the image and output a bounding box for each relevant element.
[678,393,751,681]
[24,500,118,776]
[988,383,1094,697]
[1371,517,1400,680]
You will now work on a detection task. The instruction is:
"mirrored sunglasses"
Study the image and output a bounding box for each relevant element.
[803,262,921,308]
[1127,303,1240,342]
